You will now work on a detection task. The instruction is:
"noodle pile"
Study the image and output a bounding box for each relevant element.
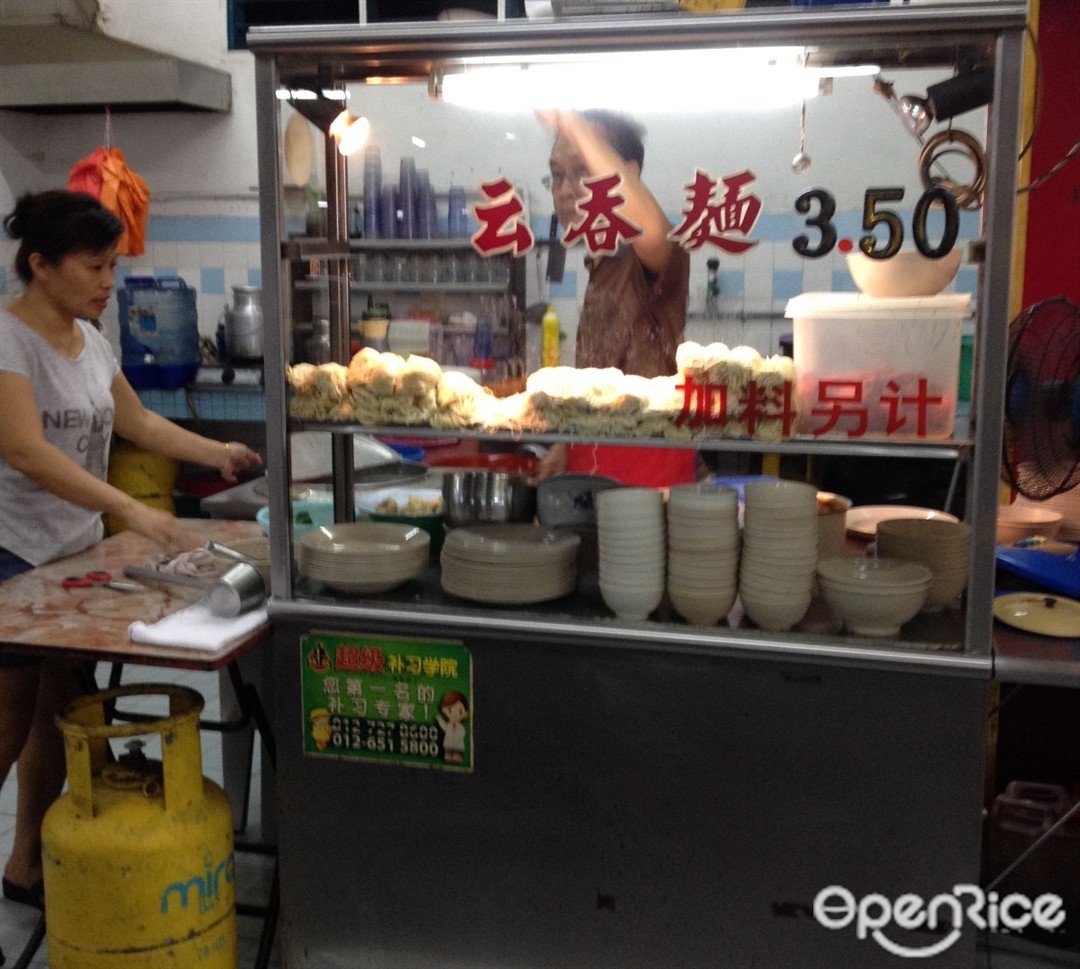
[287,341,798,441]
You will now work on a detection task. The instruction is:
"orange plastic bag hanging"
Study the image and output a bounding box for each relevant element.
[67,146,150,257]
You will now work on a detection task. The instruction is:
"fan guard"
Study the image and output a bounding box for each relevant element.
[1002,296,1080,500]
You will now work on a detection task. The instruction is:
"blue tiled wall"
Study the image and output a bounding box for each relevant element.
[138,388,265,422]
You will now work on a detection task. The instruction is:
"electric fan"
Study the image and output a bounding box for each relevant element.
[1001,296,1080,500]
[995,297,1080,598]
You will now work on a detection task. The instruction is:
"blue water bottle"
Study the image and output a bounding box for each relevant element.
[118,276,200,389]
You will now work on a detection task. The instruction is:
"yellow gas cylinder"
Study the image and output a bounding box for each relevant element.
[42,684,236,968]
[105,439,178,535]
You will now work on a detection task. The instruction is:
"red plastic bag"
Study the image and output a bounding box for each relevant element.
[67,147,150,257]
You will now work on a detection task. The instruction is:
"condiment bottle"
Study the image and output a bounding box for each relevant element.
[360,306,391,352]
[542,305,560,368]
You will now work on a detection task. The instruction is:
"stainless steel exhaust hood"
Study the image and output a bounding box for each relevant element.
[0,1,231,113]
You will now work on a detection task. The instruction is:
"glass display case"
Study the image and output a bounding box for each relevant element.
[249,7,1047,968]
[253,1,1025,672]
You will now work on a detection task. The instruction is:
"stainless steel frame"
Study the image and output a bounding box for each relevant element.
[253,3,1028,676]
[249,9,1048,967]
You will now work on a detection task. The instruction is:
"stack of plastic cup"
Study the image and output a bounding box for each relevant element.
[399,156,417,239]
[447,185,468,238]
[363,146,381,238]
[417,169,435,240]
[380,185,398,240]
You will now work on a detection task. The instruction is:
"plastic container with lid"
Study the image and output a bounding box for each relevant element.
[785,292,970,440]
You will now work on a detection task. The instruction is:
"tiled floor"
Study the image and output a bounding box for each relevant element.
[0,663,280,968]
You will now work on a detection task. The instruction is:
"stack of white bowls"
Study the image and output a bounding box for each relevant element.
[739,480,819,631]
[666,483,740,626]
[817,557,933,636]
[875,518,971,612]
[297,521,429,594]
[596,488,665,621]
[440,524,579,604]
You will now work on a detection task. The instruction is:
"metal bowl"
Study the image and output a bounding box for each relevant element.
[441,471,537,527]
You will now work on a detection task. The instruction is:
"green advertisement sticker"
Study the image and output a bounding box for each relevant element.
[301,632,473,772]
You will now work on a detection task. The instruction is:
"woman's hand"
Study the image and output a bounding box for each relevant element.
[119,500,196,555]
[218,442,263,483]
[531,443,568,483]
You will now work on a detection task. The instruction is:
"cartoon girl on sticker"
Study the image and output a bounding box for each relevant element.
[309,707,332,750]
[436,691,468,764]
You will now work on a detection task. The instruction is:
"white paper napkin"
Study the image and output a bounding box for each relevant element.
[128,601,269,652]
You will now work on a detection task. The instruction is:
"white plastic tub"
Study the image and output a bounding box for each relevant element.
[785,292,971,440]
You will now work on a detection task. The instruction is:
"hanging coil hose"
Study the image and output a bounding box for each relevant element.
[919,129,987,209]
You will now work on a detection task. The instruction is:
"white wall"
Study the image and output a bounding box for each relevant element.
[0,3,985,357]
[0,0,258,217]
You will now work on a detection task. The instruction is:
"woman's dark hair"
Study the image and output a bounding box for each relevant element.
[3,191,123,284]
[581,109,646,171]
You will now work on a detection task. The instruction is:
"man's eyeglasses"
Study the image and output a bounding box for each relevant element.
[542,170,589,190]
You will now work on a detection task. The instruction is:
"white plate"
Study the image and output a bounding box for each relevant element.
[298,521,430,557]
[993,593,1080,638]
[443,525,580,564]
[284,112,313,187]
[846,505,960,540]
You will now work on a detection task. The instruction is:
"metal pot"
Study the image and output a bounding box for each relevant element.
[441,470,537,527]
[223,286,263,361]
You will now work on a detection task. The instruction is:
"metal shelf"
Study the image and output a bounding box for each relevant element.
[269,570,982,679]
[283,238,504,258]
[291,420,974,460]
[293,278,509,293]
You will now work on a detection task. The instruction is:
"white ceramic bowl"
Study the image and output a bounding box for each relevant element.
[846,248,962,298]
[740,592,812,632]
[536,474,620,528]
[669,587,736,627]
[817,492,853,560]
[875,518,971,610]
[996,504,1064,544]
[817,557,932,636]
[599,581,664,621]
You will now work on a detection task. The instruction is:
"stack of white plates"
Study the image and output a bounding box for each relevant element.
[440,525,579,604]
[596,488,665,620]
[739,480,819,632]
[667,483,740,626]
[297,521,430,594]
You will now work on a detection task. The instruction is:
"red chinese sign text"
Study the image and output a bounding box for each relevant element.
[670,169,762,254]
[675,374,795,438]
[471,178,535,257]
[562,172,643,257]
[810,377,946,438]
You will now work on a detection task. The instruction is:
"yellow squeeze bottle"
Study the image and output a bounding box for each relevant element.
[542,305,560,368]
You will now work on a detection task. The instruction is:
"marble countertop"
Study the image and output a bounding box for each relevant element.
[0,520,268,670]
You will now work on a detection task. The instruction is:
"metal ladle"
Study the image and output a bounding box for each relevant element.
[204,539,260,565]
[792,98,812,174]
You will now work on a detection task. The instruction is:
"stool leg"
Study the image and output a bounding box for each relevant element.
[219,665,254,833]
[253,862,279,969]
[9,913,45,969]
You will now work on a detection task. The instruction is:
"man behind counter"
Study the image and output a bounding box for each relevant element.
[534,108,697,487]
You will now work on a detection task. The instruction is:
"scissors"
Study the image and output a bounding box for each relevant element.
[61,571,145,592]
